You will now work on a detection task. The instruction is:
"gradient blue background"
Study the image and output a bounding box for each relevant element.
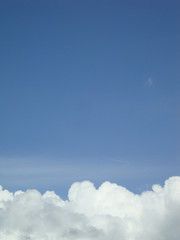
[0,0,180,199]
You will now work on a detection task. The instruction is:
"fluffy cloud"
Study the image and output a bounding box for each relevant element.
[0,176,180,240]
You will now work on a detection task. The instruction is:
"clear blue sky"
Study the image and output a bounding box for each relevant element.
[0,0,179,198]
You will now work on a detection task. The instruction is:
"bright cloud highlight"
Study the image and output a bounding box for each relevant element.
[0,176,180,240]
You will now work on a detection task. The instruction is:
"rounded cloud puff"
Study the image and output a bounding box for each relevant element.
[0,176,180,240]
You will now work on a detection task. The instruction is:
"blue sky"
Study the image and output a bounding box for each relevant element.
[0,0,180,199]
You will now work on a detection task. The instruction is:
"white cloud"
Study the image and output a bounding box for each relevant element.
[0,176,180,240]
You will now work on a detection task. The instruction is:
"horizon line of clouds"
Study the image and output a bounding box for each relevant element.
[0,176,180,240]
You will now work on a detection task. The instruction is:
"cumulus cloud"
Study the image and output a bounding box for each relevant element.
[0,176,180,240]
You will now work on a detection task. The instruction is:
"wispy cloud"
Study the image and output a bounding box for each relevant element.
[146,77,153,87]
[0,156,178,195]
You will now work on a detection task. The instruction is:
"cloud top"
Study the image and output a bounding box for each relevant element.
[0,176,180,240]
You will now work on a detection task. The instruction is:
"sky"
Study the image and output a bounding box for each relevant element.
[0,0,180,200]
